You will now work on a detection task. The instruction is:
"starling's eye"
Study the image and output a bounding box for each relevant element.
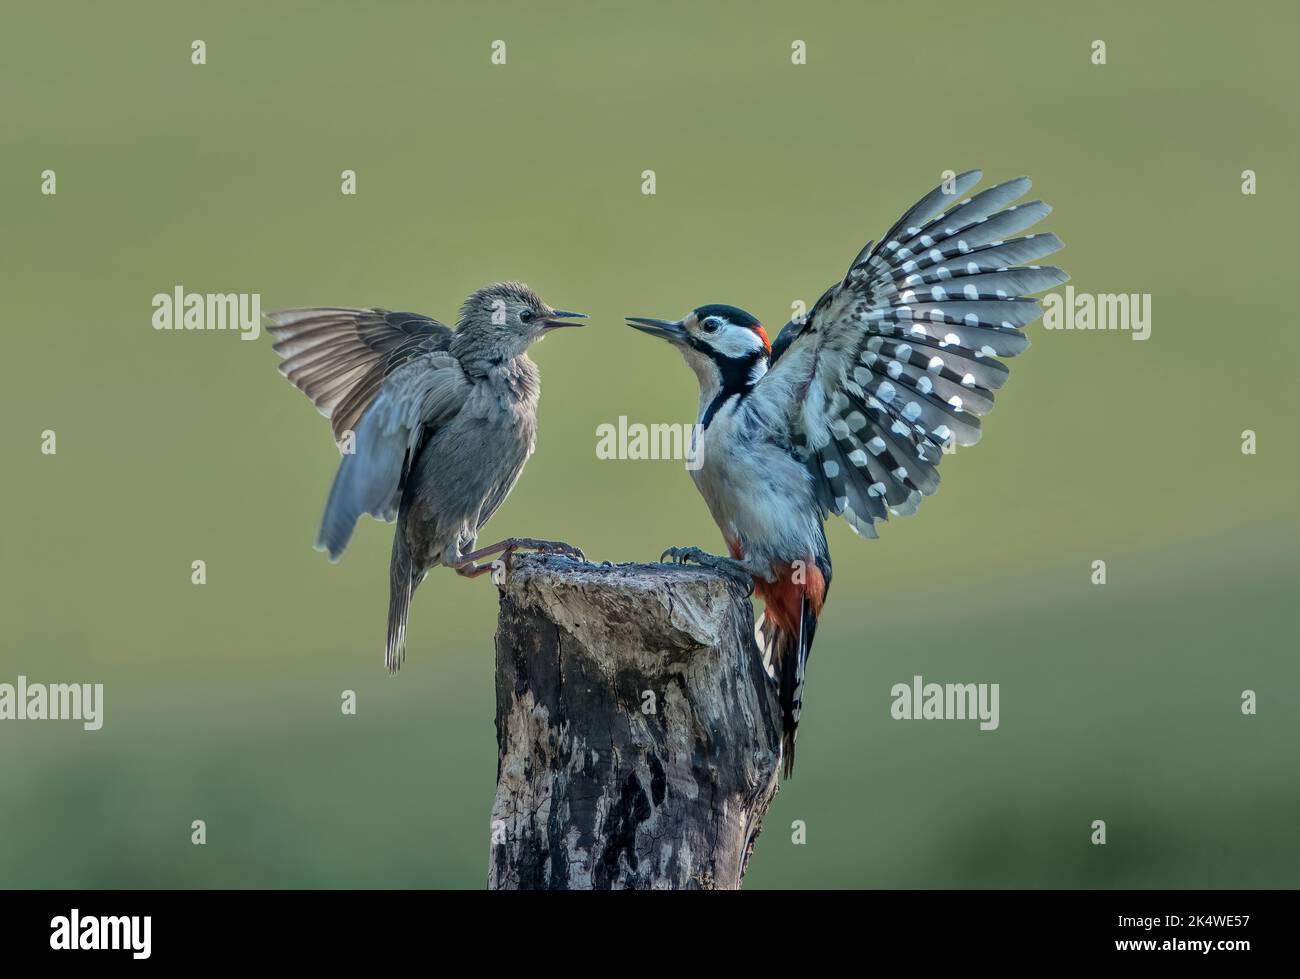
[701,317,722,334]
[519,309,534,323]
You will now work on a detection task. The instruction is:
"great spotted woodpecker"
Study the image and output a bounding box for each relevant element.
[628,171,1066,775]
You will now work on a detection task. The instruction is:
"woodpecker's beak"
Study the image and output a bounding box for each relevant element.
[543,310,587,329]
[625,317,687,344]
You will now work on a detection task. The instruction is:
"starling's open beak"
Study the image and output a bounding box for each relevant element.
[625,317,687,344]
[543,310,587,329]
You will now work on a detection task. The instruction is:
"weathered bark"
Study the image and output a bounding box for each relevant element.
[488,554,781,890]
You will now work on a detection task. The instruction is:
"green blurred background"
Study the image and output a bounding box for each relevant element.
[2,0,1297,888]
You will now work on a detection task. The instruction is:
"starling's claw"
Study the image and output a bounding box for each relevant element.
[507,538,585,562]
[459,536,586,574]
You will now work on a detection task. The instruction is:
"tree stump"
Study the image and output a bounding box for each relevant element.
[488,554,782,890]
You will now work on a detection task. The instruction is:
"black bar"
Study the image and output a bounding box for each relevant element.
[0,889,1282,964]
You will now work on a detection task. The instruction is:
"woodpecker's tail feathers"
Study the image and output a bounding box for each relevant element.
[769,593,818,779]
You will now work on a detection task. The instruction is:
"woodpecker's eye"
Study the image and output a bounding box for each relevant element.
[519,309,534,323]
[701,316,722,334]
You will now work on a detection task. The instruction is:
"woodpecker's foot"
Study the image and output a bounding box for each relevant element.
[659,546,754,594]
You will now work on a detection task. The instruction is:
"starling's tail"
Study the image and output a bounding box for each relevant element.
[386,529,416,672]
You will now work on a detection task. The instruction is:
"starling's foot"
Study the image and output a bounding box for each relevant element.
[504,538,586,563]
[659,546,754,594]
[452,560,495,579]
[458,536,585,567]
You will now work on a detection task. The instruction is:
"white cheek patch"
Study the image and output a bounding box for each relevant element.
[710,326,767,360]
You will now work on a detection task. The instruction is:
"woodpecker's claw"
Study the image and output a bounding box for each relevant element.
[658,546,754,594]
[661,545,715,566]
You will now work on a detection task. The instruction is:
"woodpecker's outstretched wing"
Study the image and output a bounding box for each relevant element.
[314,352,470,560]
[763,170,1066,537]
[266,308,453,444]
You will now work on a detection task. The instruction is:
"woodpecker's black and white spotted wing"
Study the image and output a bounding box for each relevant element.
[763,170,1066,537]
[266,308,453,444]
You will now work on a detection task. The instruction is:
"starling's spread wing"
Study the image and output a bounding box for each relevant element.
[266,307,453,445]
[314,352,469,561]
[760,170,1066,537]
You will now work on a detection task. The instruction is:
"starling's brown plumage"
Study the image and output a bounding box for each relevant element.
[268,283,585,670]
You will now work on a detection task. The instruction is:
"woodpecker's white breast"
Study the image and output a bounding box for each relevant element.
[691,393,824,578]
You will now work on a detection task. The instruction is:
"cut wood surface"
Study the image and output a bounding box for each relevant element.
[488,554,781,890]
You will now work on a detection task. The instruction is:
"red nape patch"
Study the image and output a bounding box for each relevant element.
[750,324,772,354]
